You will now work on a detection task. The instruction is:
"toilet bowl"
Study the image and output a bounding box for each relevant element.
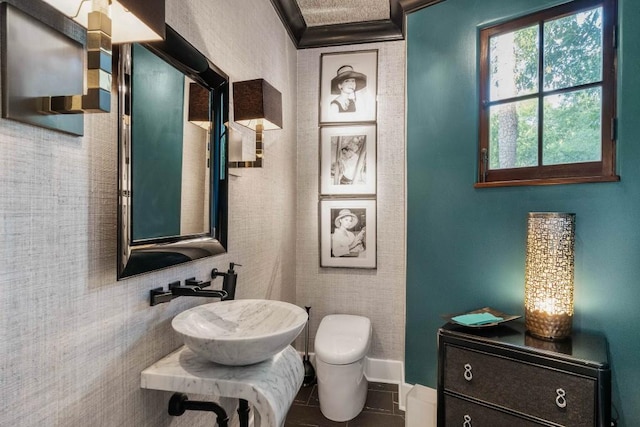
[314,314,372,422]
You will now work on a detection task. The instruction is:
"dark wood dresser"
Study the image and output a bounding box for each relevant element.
[437,321,611,427]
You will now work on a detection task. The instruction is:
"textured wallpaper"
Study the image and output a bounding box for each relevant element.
[295,42,407,362]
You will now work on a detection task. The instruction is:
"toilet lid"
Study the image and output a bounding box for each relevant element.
[315,315,371,365]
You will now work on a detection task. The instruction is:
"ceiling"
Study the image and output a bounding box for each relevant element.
[269,0,446,48]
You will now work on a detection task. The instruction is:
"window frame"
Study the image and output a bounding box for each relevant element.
[476,0,618,187]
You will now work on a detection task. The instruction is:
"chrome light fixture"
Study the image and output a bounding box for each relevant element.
[0,0,165,134]
[524,212,576,340]
[39,0,165,115]
[39,5,113,114]
[229,78,282,168]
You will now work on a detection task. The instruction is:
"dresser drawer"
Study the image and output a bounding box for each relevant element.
[443,344,596,426]
[444,394,542,427]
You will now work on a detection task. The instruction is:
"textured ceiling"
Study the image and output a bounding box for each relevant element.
[270,0,444,48]
[296,0,391,27]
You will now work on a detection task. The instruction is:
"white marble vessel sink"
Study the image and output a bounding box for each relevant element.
[172,299,308,366]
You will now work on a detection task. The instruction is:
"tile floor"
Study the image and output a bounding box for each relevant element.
[285,382,405,427]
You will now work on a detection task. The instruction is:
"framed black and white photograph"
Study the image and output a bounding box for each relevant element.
[319,50,378,124]
[320,199,376,269]
[320,124,376,195]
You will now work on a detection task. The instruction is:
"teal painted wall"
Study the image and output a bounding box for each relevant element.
[406,1,640,425]
[132,44,184,241]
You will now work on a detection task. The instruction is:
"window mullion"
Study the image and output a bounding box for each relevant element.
[537,20,544,168]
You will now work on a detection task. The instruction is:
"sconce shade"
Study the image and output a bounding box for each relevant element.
[524,212,576,340]
[114,0,165,42]
[188,83,211,129]
[41,0,165,43]
[233,79,282,130]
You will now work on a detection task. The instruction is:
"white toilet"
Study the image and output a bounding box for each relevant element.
[314,314,372,422]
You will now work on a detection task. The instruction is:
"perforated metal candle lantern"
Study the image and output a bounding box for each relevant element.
[524,212,576,340]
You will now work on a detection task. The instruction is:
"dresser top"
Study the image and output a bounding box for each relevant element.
[439,321,609,369]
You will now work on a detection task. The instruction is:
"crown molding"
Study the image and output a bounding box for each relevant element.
[270,0,446,49]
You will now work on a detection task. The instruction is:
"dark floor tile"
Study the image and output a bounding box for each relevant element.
[285,404,347,427]
[286,382,404,427]
[362,390,394,414]
[347,411,405,427]
[308,385,320,407]
[295,384,315,404]
[367,382,398,392]
[392,392,403,415]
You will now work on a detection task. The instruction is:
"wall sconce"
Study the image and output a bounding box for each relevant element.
[0,0,164,135]
[40,0,165,114]
[524,212,576,340]
[39,6,113,114]
[228,78,282,168]
[188,83,211,130]
[41,0,165,43]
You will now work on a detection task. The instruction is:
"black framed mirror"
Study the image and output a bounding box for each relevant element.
[117,25,228,279]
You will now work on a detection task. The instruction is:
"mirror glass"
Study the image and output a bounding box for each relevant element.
[117,26,228,279]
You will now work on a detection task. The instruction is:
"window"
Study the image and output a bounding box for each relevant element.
[477,0,618,187]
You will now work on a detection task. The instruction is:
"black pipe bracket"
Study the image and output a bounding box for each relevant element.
[167,393,250,427]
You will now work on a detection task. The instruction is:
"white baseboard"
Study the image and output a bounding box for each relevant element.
[299,352,420,411]
[364,356,404,383]
[363,356,406,409]
[399,382,414,412]
[364,357,437,419]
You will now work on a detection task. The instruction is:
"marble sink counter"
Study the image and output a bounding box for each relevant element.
[141,345,303,427]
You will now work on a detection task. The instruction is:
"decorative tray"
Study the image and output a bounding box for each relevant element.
[443,307,521,328]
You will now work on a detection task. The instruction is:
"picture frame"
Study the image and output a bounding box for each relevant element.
[319,50,378,124]
[319,198,376,269]
[320,124,376,196]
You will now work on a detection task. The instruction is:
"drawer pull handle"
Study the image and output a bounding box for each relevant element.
[463,414,472,426]
[463,363,473,381]
[555,388,567,408]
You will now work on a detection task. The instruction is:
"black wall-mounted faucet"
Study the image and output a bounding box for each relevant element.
[149,278,227,306]
[211,262,240,301]
[149,264,240,306]
[169,279,227,299]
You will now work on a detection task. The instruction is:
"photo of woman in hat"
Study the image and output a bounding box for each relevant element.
[320,199,376,268]
[330,65,367,114]
[331,208,366,258]
[319,50,378,123]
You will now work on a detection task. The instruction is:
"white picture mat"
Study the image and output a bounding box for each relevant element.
[319,50,378,124]
[320,124,376,195]
[320,198,377,269]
